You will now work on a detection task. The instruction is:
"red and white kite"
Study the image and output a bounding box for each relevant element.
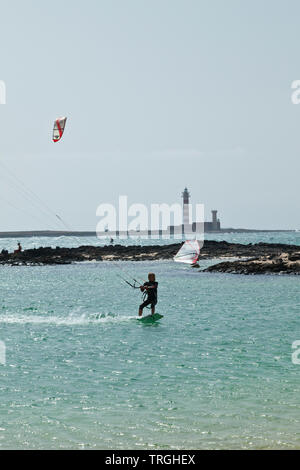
[52,117,67,142]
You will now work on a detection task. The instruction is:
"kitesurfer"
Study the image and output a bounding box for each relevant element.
[138,273,158,317]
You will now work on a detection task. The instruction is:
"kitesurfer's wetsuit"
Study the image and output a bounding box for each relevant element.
[139,281,158,309]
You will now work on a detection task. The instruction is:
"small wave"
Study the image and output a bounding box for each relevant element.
[0,313,137,326]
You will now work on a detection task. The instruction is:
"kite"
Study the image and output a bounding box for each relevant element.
[52,117,67,142]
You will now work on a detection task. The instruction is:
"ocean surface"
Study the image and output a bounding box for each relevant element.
[0,232,300,449]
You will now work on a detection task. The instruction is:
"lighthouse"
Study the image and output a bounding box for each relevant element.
[182,187,191,228]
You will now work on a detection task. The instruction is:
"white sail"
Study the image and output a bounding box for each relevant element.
[174,240,201,265]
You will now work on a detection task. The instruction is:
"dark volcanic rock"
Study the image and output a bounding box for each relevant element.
[0,243,181,266]
[204,251,300,275]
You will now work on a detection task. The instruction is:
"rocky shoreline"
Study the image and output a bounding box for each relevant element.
[1,241,300,273]
[204,251,300,275]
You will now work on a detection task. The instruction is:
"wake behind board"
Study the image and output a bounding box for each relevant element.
[138,313,164,323]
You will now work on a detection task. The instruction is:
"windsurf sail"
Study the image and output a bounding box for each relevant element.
[52,117,67,142]
[174,240,201,265]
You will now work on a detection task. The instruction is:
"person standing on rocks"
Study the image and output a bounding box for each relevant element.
[14,242,22,254]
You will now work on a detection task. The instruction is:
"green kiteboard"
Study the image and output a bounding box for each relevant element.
[138,313,164,323]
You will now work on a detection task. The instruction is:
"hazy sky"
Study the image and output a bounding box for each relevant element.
[0,0,300,231]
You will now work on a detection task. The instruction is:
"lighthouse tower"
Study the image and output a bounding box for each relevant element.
[182,187,191,229]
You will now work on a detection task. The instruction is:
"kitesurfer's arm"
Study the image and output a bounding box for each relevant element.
[144,282,158,290]
[140,284,156,291]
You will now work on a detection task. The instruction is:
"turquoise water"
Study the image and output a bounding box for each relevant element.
[0,234,300,449]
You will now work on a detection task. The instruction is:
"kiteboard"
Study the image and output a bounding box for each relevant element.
[138,313,164,323]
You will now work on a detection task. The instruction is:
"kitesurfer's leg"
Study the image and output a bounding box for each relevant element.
[151,300,157,315]
[139,300,151,316]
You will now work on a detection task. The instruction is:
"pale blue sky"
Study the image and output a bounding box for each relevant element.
[0,0,299,230]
